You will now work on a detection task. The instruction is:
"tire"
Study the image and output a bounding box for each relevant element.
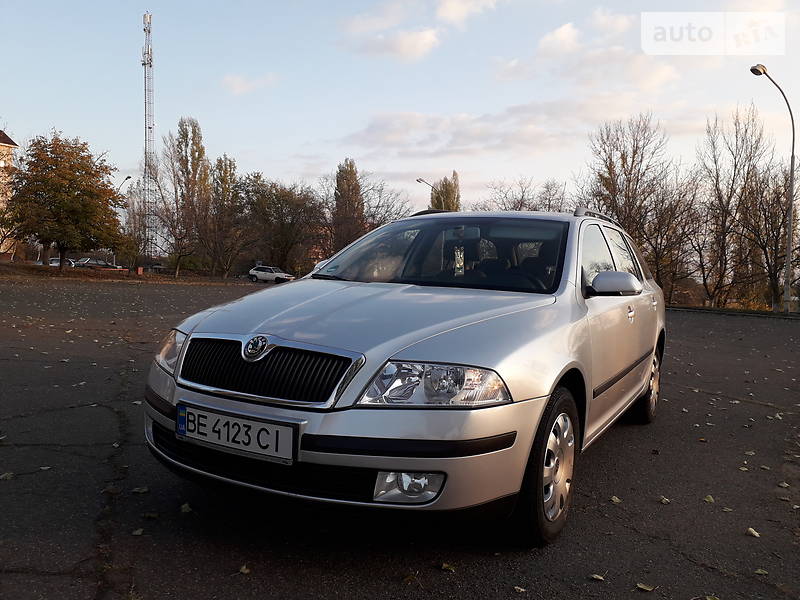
[628,351,661,424]
[274,277,286,284]
[508,386,579,547]
[249,275,258,283]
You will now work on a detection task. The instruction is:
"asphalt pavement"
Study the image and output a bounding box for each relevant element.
[0,278,798,600]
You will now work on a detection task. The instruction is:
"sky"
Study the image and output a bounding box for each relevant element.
[0,0,797,210]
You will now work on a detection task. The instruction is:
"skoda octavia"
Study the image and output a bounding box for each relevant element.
[144,209,665,544]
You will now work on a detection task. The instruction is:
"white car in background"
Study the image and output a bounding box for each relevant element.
[48,258,76,268]
[248,266,295,284]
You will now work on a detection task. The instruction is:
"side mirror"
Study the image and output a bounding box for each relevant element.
[588,271,642,297]
[313,259,329,272]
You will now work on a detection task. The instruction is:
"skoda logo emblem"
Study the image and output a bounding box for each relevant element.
[243,335,271,361]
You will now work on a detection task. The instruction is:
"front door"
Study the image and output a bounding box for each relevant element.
[580,224,642,441]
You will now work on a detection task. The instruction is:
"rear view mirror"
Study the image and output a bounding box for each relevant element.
[444,226,481,241]
[588,271,642,297]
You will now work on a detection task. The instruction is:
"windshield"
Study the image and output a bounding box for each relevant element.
[314,216,569,294]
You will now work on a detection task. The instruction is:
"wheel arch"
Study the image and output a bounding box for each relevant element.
[548,364,588,449]
[656,329,666,359]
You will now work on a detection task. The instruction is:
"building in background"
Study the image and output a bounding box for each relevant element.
[0,130,19,258]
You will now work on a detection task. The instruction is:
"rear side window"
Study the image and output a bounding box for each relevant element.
[604,227,641,280]
[580,224,615,286]
[625,235,653,280]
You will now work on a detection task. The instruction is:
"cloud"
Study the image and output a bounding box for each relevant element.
[221,73,277,96]
[357,28,441,61]
[436,0,499,26]
[537,22,581,54]
[342,92,647,160]
[590,7,634,36]
[342,0,410,34]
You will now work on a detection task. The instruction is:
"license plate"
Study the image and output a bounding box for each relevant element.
[176,405,294,463]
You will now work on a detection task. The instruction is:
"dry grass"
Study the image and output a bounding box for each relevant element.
[0,262,252,287]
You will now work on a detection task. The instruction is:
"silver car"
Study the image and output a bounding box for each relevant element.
[145,209,665,545]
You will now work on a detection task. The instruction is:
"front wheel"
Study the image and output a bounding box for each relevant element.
[508,386,579,546]
[249,275,258,283]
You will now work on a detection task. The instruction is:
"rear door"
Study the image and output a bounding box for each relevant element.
[581,223,641,440]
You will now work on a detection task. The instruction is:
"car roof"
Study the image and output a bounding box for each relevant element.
[398,210,623,229]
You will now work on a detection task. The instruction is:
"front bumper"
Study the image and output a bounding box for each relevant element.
[144,372,548,510]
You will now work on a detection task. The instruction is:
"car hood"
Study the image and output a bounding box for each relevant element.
[186,278,555,358]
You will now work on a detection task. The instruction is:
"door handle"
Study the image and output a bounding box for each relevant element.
[627,306,635,320]
[651,297,658,307]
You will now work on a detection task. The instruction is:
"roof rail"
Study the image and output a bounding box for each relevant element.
[573,206,619,226]
[411,209,452,217]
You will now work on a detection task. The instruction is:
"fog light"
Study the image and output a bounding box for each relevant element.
[373,471,445,504]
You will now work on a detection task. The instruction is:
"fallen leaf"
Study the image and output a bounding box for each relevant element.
[659,496,671,505]
[180,502,192,514]
[744,450,756,456]
[131,486,149,494]
[636,583,656,592]
[704,495,715,503]
[777,481,789,488]
[746,527,760,538]
[722,507,734,512]
[39,466,51,471]
[514,586,526,593]
[101,485,121,495]
[590,573,605,581]
[0,472,14,481]
[441,563,456,573]
[698,438,707,443]
[611,495,622,504]
[131,528,143,536]
[760,465,770,471]
[239,564,251,575]
[739,466,749,472]
[754,568,768,575]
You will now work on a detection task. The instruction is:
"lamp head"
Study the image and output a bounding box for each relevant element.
[750,64,767,76]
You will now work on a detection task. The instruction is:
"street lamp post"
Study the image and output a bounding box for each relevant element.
[751,63,796,313]
[117,175,132,193]
[416,177,434,190]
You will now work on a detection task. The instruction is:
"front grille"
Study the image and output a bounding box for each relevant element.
[151,422,376,502]
[180,338,352,404]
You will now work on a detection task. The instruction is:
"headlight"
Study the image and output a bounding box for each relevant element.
[155,329,187,375]
[358,362,511,407]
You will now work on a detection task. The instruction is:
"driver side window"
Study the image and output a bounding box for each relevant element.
[580,224,615,288]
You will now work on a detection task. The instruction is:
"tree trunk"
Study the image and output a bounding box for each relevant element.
[174,256,181,279]
[59,247,67,271]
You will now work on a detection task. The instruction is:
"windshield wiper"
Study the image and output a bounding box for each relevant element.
[311,273,350,281]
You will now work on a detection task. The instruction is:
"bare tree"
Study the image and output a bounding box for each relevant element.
[735,161,792,310]
[640,167,698,303]
[694,105,771,307]
[578,112,670,239]
[473,177,568,212]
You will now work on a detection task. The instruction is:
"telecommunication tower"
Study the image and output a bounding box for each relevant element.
[141,12,156,256]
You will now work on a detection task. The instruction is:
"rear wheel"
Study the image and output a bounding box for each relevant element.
[629,352,660,424]
[508,386,578,546]
[249,275,258,283]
